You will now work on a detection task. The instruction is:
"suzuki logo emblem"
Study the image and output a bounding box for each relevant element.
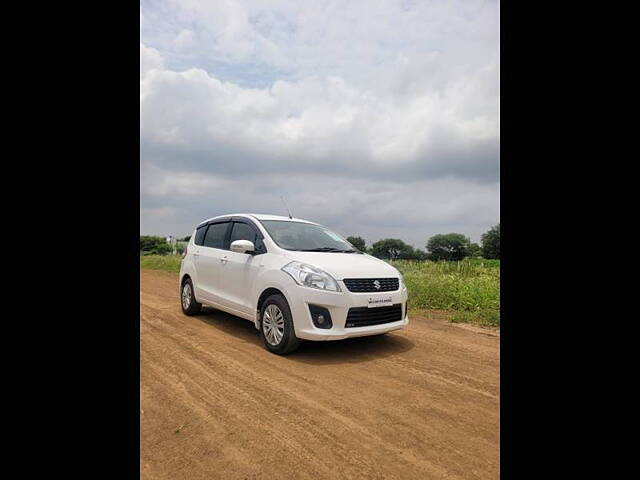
[373,280,381,290]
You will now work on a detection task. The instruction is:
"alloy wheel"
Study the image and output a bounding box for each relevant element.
[262,304,285,346]
[182,283,191,310]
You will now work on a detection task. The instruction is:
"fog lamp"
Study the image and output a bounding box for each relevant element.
[308,305,332,329]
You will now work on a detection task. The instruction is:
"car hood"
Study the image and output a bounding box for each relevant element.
[283,251,399,280]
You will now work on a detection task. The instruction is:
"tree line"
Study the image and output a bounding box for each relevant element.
[140,224,500,261]
[347,223,500,261]
[140,235,191,255]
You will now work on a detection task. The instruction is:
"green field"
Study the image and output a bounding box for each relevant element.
[141,255,500,327]
[390,259,499,327]
[140,254,182,273]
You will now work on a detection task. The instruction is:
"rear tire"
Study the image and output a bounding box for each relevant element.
[181,278,202,315]
[259,294,300,355]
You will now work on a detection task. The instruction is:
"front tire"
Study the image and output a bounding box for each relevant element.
[260,294,300,354]
[181,278,202,315]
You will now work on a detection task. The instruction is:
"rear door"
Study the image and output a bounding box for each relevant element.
[193,221,231,304]
[217,219,266,315]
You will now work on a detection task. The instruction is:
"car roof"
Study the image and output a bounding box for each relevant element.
[196,213,316,228]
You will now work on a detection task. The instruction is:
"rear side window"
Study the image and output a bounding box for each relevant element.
[203,222,229,249]
[194,226,207,246]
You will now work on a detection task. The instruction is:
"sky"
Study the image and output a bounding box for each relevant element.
[140,0,499,248]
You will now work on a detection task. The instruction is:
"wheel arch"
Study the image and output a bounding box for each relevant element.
[179,272,200,304]
[257,287,286,315]
[257,285,297,327]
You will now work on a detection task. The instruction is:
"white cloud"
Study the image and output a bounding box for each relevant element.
[140,63,498,178]
[172,29,195,50]
[143,0,499,88]
[140,43,164,79]
[140,0,500,242]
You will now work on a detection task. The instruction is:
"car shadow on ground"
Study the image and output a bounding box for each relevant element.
[195,307,415,365]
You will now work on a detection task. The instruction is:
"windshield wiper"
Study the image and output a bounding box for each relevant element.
[298,247,358,253]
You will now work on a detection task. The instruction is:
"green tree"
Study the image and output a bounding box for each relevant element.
[140,235,174,255]
[468,243,482,258]
[180,235,191,242]
[426,233,470,261]
[140,236,165,252]
[371,238,413,260]
[346,236,366,251]
[400,246,428,260]
[481,224,500,259]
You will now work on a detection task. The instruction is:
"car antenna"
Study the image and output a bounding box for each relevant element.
[280,196,293,219]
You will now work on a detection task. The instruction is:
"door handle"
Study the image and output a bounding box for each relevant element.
[220,256,228,263]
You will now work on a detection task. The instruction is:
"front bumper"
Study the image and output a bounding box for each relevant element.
[288,281,409,341]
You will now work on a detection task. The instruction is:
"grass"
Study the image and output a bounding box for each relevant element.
[390,259,500,327]
[140,254,182,273]
[140,255,500,327]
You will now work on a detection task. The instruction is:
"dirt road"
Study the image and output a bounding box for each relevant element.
[141,269,499,479]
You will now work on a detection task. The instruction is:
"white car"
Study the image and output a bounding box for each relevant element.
[179,214,409,354]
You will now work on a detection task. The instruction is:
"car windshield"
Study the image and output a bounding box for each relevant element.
[260,220,359,252]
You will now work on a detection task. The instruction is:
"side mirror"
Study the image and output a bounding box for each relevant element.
[230,239,255,254]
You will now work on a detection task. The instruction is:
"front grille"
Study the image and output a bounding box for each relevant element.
[345,304,403,328]
[343,278,399,293]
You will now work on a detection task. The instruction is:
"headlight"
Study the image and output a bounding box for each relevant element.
[281,261,341,292]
